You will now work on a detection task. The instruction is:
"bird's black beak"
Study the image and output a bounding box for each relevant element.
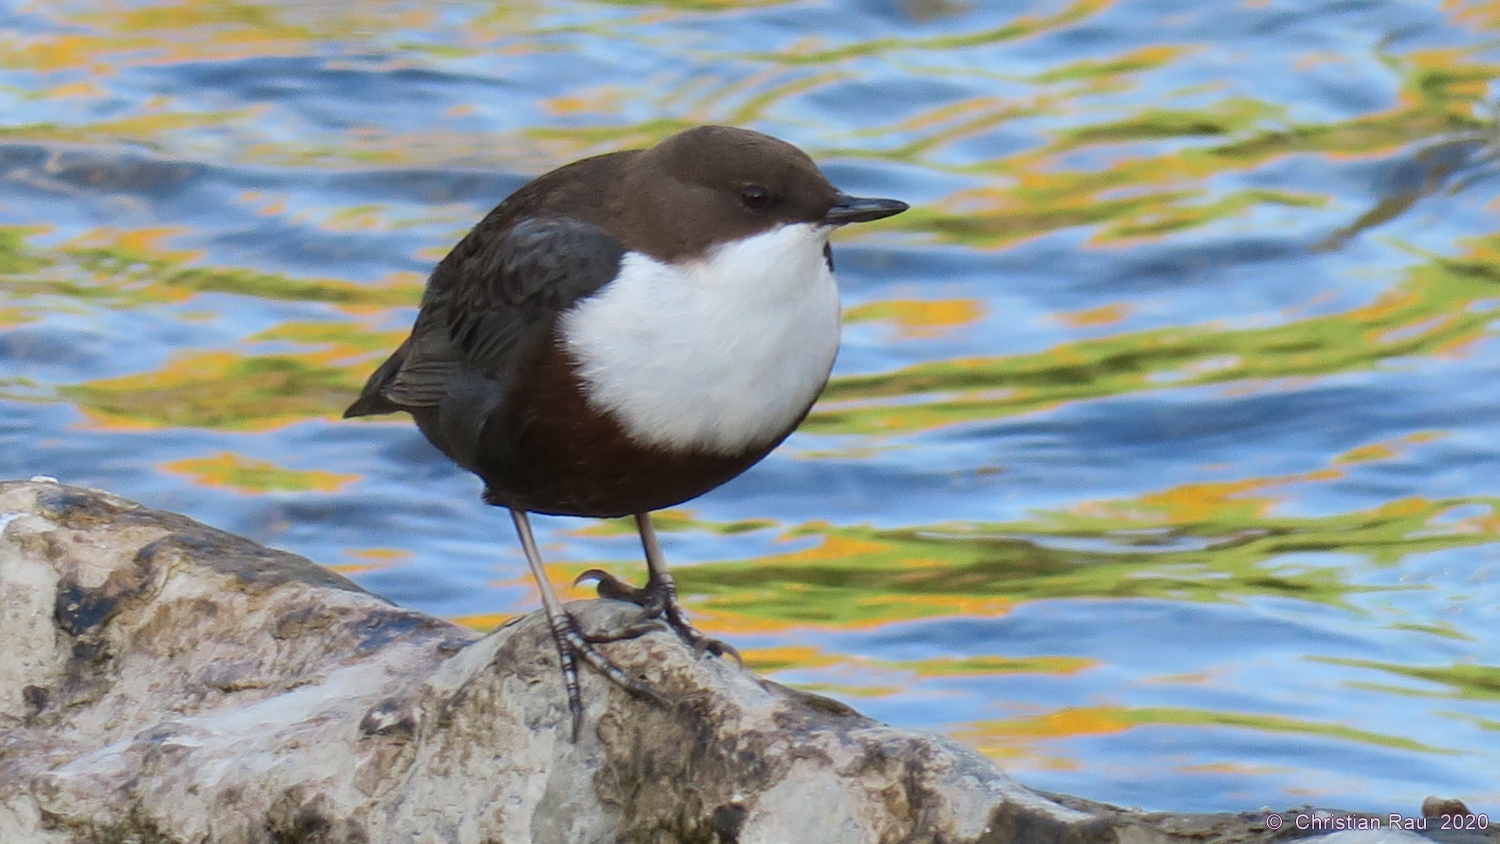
[824,193,909,226]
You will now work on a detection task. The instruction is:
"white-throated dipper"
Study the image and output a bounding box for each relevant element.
[346,125,908,736]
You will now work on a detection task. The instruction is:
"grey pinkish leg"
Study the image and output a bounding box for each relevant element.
[633,512,740,662]
[509,509,667,739]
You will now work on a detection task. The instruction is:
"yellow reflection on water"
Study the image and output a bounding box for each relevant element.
[328,547,413,575]
[959,705,1452,764]
[811,229,1500,439]
[69,350,367,432]
[727,645,1095,695]
[1054,302,1132,328]
[557,443,1500,635]
[4,1,450,71]
[450,612,518,632]
[163,451,359,493]
[844,298,987,340]
[1335,432,1443,465]
[0,224,420,315]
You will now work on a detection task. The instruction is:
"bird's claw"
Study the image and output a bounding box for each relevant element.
[576,569,736,662]
[691,632,742,665]
[548,610,669,739]
[575,568,651,606]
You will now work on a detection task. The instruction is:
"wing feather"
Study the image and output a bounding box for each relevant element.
[345,217,624,417]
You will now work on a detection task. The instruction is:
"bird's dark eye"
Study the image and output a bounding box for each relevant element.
[739,184,773,210]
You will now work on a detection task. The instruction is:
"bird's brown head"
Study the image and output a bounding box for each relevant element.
[613,125,907,262]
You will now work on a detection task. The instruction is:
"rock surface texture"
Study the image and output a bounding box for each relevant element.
[0,479,1488,844]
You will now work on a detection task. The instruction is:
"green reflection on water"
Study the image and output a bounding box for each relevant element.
[0,225,419,313]
[0,226,50,276]
[1316,657,1500,703]
[63,353,361,431]
[0,1,454,73]
[4,215,1497,445]
[530,460,1500,640]
[9,2,1486,433]
[2,0,1493,190]
[587,0,799,10]
[651,488,1495,631]
[538,454,1500,756]
[741,0,1111,65]
[162,451,358,493]
[739,644,1094,679]
[809,232,1500,438]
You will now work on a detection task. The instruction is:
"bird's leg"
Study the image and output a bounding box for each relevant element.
[576,513,739,661]
[635,513,741,661]
[509,510,666,739]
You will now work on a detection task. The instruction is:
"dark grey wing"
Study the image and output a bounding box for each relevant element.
[344,216,625,418]
[437,216,625,379]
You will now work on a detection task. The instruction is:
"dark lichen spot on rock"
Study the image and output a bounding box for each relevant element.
[54,580,120,636]
[68,637,109,665]
[272,603,338,640]
[28,530,72,563]
[22,684,49,716]
[138,725,178,744]
[351,610,450,655]
[54,630,116,709]
[268,807,331,844]
[710,801,748,843]
[36,807,64,830]
[266,791,370,844]
[36,486,130,528]
[53,542,162,638]
[359,698,416,739]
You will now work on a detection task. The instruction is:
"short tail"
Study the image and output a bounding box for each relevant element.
[343,337,410,418]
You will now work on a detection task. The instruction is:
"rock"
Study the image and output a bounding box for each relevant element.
[0,480,1489,844]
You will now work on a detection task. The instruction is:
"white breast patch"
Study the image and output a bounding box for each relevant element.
[559,222,840,455]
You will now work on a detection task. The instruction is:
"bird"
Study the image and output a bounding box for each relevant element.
[345,124,908,736]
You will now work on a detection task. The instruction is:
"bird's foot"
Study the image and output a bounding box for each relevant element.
[544,607,669,740]
[574,569,741,663]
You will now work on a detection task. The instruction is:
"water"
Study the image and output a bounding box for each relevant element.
[3,0,1500,814]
